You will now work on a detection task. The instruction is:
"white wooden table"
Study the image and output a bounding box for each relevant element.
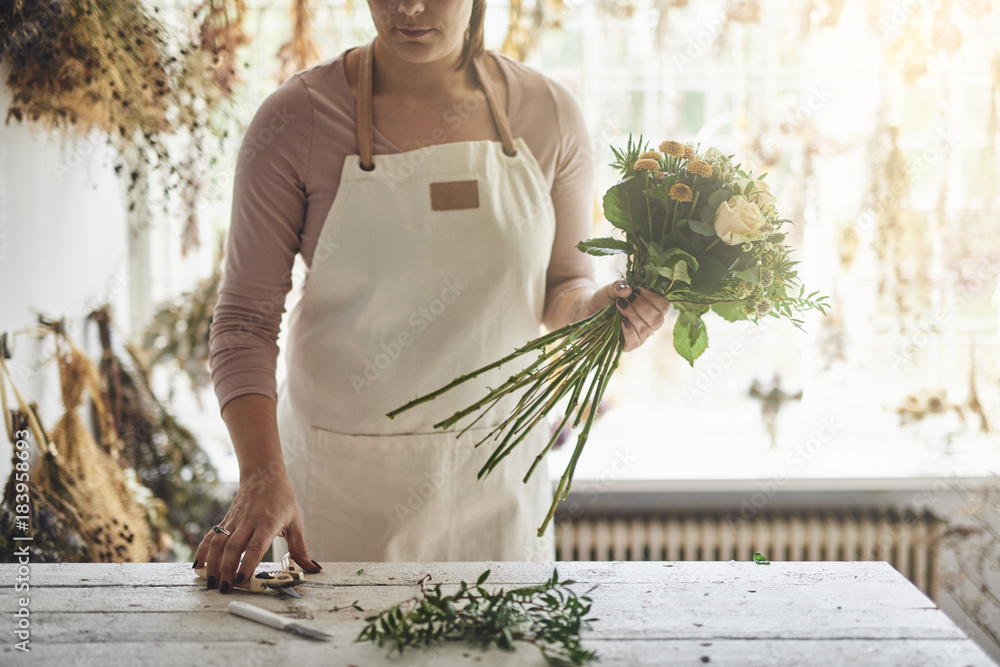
[2,561,995,666]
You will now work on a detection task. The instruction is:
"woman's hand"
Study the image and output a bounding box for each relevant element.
[193,464,319,594]
[581,280,670,352]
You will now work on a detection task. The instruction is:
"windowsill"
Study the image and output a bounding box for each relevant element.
[545,406,1000,484]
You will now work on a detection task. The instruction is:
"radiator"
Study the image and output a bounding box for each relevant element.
[553,508,943,597]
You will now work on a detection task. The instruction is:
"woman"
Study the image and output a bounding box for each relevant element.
[196,0,669,593]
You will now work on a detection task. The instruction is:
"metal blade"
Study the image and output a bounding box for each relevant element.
[274,585,302,599]
[293,581,346,589]
[284,623,332,642]
[260,581,302,598]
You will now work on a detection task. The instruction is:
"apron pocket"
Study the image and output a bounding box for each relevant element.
[303,424,554,561]
[304,425,482,560]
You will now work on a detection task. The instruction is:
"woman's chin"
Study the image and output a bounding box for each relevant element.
[379,33,462,65]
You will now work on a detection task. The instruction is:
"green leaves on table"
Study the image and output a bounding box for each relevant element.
[356,568,598,665]
[753,552,771,565]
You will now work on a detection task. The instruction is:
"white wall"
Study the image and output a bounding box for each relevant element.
[0,61,130,478]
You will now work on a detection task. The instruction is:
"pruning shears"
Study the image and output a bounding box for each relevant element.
[195,553,333,599]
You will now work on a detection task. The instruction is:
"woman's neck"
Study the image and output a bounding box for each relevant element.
[371,38,478,97]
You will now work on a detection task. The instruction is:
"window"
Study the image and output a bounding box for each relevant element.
[145,1,1000,482]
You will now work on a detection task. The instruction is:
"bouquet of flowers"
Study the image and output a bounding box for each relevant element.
[388,137,828,534]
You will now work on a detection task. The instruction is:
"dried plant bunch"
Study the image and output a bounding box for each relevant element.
[33,335,155,563]
[90,306,225,556]
[0,0,247,253]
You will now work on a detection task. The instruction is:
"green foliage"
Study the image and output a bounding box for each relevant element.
[753,552,771,565]
[609,134,649,176]
[576,237,633,257]
[686,217,717,237]
[735,265,761,284]
[357,568,598,665]
[707,188,733,208]
[710,301,747,322]
[673,311,709,366]
[602,176,647,235]
[690,257,728,295]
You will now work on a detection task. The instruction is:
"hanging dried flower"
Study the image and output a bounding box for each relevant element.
[276,0,320,83]
[0,0,247,253]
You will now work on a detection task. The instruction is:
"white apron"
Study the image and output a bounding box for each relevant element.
[272,41,557,562]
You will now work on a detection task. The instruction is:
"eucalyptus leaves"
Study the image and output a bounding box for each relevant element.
[357,568,598,665]
[388,136,827,535]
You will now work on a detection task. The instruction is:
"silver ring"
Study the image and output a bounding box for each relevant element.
[212,524,232,536]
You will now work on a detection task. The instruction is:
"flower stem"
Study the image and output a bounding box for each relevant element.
[522,327,612,483]
[432,319,599,430]
[476,321,614,478]
[538,325,622,536]
[385,308,605,420]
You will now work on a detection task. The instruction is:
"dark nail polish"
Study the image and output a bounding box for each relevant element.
[632,286,642,296]
[311,560,323,571]
[234,572,245,584]
[623,317,632,329]
[627,293,638,303]
[192,559,198,569]
[220,581,231,594]
[207,575,216,590]
[616,297,629,309]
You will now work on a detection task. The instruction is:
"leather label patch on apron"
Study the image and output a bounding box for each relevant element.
[430,180,480,211]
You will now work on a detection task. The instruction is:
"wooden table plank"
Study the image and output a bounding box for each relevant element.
[18,560,923,588]
[1,561,993,666]
[0,577,938,614]
[3,638,994,667]
[13,602,967,642]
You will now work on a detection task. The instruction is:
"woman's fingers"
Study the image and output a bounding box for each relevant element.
[198,471,318,593]
[615,296,644,351]
[203,522,235,590]
[616,287,669,351]
[284,518,321,574]
[218,522,256,594]
[637,288,670,319]
[231,527,275,591]
[193,529,212,571]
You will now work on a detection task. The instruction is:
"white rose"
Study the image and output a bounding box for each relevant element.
[735,178,777,213]
[747,179,776,213]
[714,195,765,245]
[704,147,723,159]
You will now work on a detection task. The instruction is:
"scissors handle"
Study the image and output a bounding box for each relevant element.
[194,559,300,594]
[280,552,305,580]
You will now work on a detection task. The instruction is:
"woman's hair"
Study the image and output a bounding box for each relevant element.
[457,0,486,70]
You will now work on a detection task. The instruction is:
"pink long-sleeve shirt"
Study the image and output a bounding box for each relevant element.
[209,49,598,416]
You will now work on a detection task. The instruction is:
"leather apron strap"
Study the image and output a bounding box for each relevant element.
[471,55,518,157]
[356,41,376,171]
[355,40,518,170]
